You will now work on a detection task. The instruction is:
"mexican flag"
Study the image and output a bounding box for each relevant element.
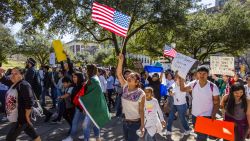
[79,76,111,128]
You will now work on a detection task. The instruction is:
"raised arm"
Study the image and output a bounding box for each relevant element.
[179,78,192,92]
[116,53,126,87]
[159,72,163,83]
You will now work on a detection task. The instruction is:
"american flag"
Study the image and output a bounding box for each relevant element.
[91,2,131,37]
[163,45,177,58]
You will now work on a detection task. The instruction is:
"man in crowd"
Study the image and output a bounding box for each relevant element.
[180,66,220,141]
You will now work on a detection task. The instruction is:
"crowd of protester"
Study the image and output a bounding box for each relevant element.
[0,54,250,141]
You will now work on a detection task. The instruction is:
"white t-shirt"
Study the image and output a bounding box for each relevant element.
[5,85,18,122]
[99,75,107,93]
[144,98,164,136]
[187,80,219,117]
[245,85,250,100]
[172,83,187,105]
[122,84,145,120]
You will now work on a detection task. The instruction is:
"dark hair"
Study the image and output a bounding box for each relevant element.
[27,58,36,66]
[72,72,84,86]
[152,73,159,78]
[62,76,72,83]
[13,67,25,75]
[86,64,98,78]
[123,69,133,76]
[130,72,141,88]
[165,72,174,79]
[197,65,209,73]
[226,83,247,116]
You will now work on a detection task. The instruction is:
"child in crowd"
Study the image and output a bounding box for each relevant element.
[52,77,74,130]
[144,87,166,141]
[221,83,250,141]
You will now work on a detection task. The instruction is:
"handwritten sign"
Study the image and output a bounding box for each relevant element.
[49,53,56,65]
[210,56,234,76]
[171,53,196,79]
[52,40,67,62]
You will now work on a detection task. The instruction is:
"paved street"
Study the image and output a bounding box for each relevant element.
[0,111,200,141]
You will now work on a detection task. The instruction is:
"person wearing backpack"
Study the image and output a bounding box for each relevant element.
[179,66,220,141]
[4,67,41,141]
[25,58,42,101]
[24,59,52,122]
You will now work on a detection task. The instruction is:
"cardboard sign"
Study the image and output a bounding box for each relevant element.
[194,117,234,141]
[49,53,56,65]
[52,40,67,62]
[171,53,196,79]
[210,56,234,76]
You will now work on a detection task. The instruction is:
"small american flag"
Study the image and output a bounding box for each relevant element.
[163,45,177,58]
[91,2,131,37]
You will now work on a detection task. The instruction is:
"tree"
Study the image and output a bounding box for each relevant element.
[175,0,250,62]
[130,0,250,62]
[16,31,52,65]
[0,24,16,63]
[94,47,113,66]
[0,0,192,56]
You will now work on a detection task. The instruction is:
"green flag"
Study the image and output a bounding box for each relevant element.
[79,76,111,128]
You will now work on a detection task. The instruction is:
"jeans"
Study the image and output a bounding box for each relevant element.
[51,87,58,107]
[107,89,115,110]
[70,108,85,138]
[41,87,49,106]
[123,120,141,141]
[192,115,211,141]
[6,122,39,141]
[144,130,156,141]
[167,104,190,132]
[83,115,100,141]
[115,94,122,117]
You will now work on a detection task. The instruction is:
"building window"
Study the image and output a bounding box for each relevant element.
[70,46,74,52]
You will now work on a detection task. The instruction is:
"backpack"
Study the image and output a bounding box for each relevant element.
[193,80,214,92]
[16,81,43,121]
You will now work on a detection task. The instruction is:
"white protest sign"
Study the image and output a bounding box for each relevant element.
[49,53,56,65]
[210,56,234,76]
[171,53,196,79]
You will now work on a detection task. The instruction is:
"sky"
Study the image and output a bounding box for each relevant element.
[8,0,215,43]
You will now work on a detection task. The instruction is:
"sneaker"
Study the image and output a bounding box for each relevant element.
[78,135,84,139]
[62,136,73,141]
[165,131,172,136]
[184,130,191,135]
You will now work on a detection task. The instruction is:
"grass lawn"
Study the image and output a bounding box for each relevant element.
[2,60,26,70]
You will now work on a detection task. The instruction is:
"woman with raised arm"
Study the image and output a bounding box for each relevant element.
[117,53,145,141]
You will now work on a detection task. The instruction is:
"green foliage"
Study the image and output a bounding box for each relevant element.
[128,0,250,62]
[16,30,52,65]
[0,0,192,55]
[0,24,16,63]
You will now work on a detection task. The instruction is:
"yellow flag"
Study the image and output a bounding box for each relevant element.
[52,40,67,62]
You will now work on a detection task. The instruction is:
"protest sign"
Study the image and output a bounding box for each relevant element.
[210,56,234,76]
[49,53,56,65]
[195,117,234,141]
[52,40,67,62]
[171,53,196,79]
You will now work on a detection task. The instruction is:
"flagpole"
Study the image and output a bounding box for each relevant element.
[121,15,132,55]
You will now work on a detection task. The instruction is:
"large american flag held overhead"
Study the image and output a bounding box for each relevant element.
[91,2,131,37]
[163,45,177,58]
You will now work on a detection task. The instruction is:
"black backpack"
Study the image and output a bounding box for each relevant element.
[32,71,42,98]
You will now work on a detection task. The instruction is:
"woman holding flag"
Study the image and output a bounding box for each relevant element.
[117,53,146,141]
